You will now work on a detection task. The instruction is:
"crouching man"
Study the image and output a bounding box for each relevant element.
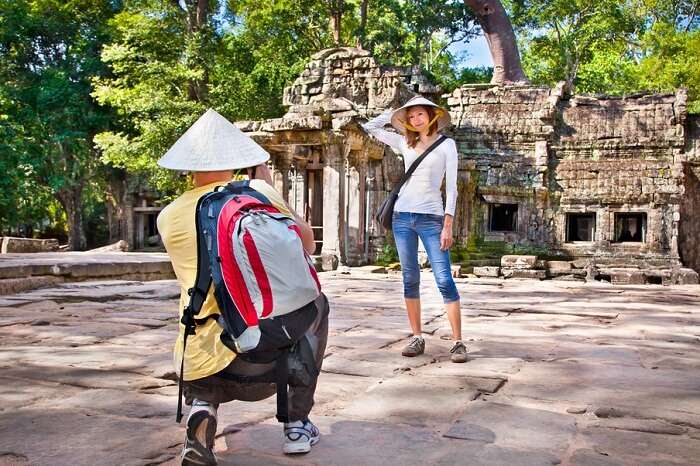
[156,109,329,466]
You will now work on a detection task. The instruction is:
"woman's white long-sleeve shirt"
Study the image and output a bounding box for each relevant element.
[362,110,458,217]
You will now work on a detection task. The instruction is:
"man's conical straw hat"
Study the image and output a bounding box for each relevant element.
[157,108,270,171]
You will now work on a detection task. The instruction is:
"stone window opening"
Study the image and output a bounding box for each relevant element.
[614,213,646,243]
[566,213,596,242]
[489,203,518,232]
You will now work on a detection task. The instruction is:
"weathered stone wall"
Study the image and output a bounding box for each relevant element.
[679,116,700,271]
[446,85,559,245]
[553,92,685,263]
[686,115,700,161]
[447,83,691,269]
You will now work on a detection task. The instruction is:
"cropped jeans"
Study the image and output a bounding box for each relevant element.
[392,211,460,304]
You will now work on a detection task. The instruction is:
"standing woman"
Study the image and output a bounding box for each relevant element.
[362,96,467,363]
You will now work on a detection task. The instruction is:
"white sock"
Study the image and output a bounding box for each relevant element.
[189,399,217,422]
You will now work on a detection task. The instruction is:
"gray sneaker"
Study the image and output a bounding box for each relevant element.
[283,419,320,454]
[181,407,217,466]
[401,336,425,357]
[450,341,468,363]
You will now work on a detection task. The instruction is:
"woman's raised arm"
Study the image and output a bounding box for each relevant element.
[361,109,405,152]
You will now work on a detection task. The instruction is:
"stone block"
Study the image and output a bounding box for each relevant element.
[502,269,546,280]
[321,253,339,271]
[572,259,590,269]
[319,97,354,112]
[260,116,322,131]
[233,120,261,132]
[0,276,63,295]
[340,375,479,426]
[500,255,538,269]
[677,268,699,285]
[546,261,572,272]
[0,264,29,279]
[551,274,585,282]
[88,240,128,253]
[1,237,59,253]
[606,269,646,285]
[473,266,501,277]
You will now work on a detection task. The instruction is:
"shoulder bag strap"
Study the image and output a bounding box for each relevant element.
[391,135,447,194]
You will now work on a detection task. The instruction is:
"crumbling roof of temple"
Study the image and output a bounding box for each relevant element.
[445,82,689,148]
[235,46,691,160]
[235,47,441,134]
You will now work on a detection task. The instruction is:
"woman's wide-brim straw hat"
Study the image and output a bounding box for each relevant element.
[157,108,270,171]
[390,96,451,134]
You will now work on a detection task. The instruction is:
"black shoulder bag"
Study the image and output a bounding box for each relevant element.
[375,135,447,230]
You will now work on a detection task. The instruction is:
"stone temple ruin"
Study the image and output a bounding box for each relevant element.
[122,47,700,284]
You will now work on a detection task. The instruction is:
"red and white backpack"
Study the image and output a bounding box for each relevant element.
[176,180,321,423]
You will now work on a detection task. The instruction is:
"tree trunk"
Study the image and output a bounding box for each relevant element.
[57,185,86,251]
[106,170,128,243]
[330,0,343,45]
[463,0,528,84]
[183,0,210,101]
[356,0,368,48]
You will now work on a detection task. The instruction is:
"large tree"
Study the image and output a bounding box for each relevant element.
[0,0,117,249]
[464,0,528,83]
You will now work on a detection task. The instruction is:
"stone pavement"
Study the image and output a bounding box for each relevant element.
[0,252,174,295]
[1,270,699,466]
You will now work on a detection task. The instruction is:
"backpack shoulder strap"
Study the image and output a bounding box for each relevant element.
[187,193,214,318]
[225,179,272,205]
[176,191,214,423]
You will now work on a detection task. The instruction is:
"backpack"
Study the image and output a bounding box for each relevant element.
[176,180,321,423]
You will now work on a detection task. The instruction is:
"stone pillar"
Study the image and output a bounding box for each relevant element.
[321,143,342,270]
[271,165,287,196]
[124,192,134,251]
[346,158,363,265]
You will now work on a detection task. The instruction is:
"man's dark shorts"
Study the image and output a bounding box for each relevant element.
[184,293,330,422]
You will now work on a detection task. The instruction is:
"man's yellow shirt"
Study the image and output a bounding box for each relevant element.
[157,180,292,381]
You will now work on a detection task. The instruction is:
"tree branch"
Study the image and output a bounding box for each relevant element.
[685,1,699,32]
[170,0,185,12]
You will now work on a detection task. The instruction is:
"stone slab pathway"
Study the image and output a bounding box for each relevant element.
[1,270,699,466]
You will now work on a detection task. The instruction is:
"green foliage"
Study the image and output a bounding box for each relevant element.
[449,242,470,262]
[509,0,639,90]
[637,23,700,113]
[375,230,399,265]
[507,0,700,111]
[0,0,118,246]
[356,0,477,69]
[92,4,208,194]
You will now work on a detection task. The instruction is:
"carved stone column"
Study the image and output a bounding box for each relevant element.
[321,142,343,270]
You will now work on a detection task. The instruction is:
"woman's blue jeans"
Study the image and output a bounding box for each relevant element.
[392,211,460,304]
